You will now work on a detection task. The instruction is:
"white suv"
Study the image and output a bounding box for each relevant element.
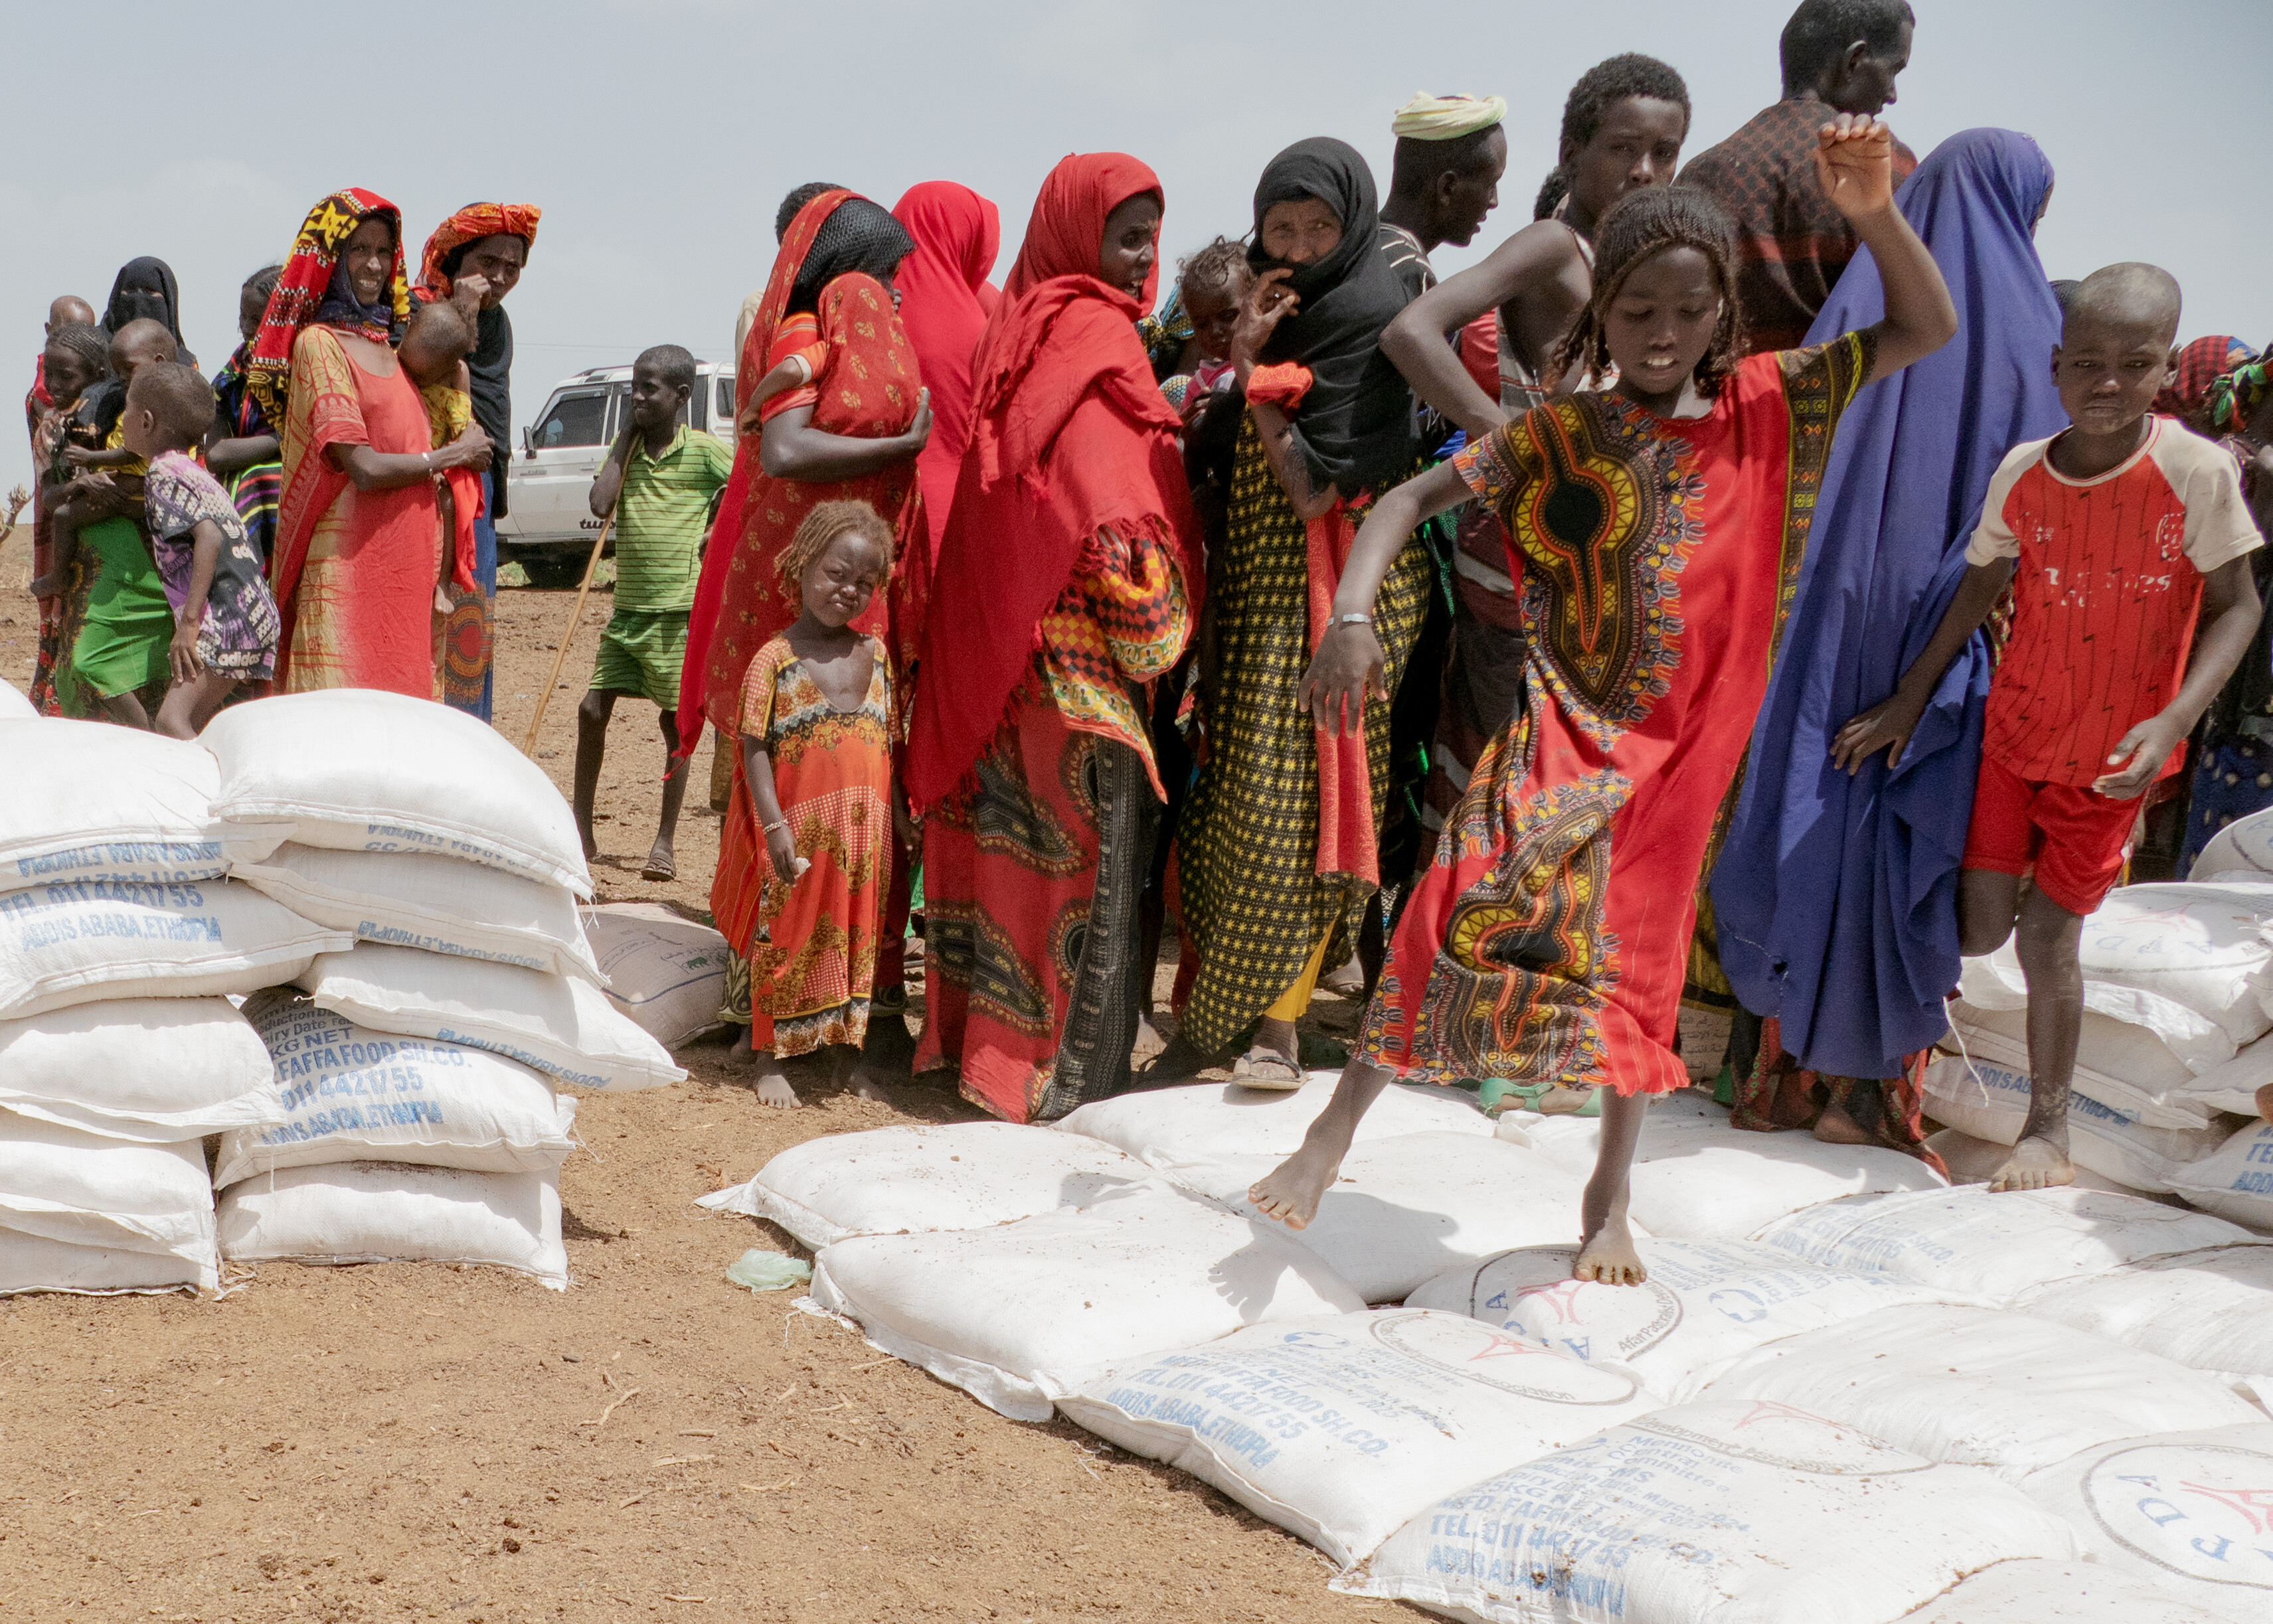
[497,361,737,587]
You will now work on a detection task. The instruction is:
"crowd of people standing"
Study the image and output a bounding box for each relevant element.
[23,0,2273,1283]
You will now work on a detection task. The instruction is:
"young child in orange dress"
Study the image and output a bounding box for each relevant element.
[719,499,906,1108]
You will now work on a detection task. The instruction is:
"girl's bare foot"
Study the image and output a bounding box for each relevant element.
[1247,1137,1343,1230]
[1987,1133,2073,1192]
[752,1053,800,1109]
[1573,1200,1645,1285]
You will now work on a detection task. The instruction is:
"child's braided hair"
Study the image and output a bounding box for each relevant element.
[775,499,894,608]
[1555,184,1746,396]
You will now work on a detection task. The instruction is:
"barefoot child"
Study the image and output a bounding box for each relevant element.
[398,301,484,669]
[120,363,281,736]
[720,499,903,1108]
[1246,115,1956,1284]
[1834,263,2263,1192]
[578,345,732,882]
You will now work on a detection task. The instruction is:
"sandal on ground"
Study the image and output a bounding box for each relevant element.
[640,853,677,882]
[1229,1046,1305,1091]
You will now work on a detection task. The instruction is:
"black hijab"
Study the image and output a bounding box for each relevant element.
[102,256,195,366]
[788,199,916,315]
[1246,137,1423,499]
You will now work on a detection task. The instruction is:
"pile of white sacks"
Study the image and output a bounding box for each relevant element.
[707,1063,2273,1622]
[0,690,686,1296]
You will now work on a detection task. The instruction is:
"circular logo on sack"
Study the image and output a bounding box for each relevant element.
[1370,1311,1640,1404]
[2084,1441,2273,1588]
[1465,1248,1683,1363]
[1636,1398,1932,1476]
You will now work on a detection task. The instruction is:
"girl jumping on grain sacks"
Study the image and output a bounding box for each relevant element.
[1246,115,1956,1285]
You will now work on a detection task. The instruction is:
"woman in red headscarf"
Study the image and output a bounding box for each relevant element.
[890,181,1000,561]
[684,189,931,1070]
[252,189,491,695]
[906,153,1203,1123]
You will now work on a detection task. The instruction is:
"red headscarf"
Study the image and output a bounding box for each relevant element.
[890,181,1000,556]
[905,153,1198,806]
[246,189,408,425]
[413,203,542,301]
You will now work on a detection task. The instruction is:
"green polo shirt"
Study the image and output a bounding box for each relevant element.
[613,424,734,613]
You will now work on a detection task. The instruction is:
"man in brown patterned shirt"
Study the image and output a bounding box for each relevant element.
[1680,0,1919,355]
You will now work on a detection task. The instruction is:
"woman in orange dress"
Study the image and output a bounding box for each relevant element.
[248,189,491,695]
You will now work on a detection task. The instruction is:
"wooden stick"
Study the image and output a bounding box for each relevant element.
[520,509,617,755]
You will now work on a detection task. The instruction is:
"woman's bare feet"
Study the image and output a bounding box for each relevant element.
[726,1027,754,1067]
[833,1046,892,1103]
[1319,956,1366,997]
[1140,1034,1212,1080]
[1812,1096,1871,1145]
[2256,1080,2273,1125]
[1987,1133,2073,1192]
[1535,1084,1596,1117]
[1247,1135,1345,1230]
[752,1052,801,1109]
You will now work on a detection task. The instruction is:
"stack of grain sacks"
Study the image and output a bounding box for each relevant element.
[1930,830,2273,1224]
[197,690,685,1289]
[0,720,346,1295]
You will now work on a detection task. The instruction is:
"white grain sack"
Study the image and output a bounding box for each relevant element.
[200,689,592,894]
[0,1114,216,1291]
[0,878,353,1019]
[212,991,575,1188]
[1921,1052,2239,1193]
[698,1121,1148,1249]
[0,1225,209,1295]
[1698,1303,2260,1478]
[0,997,280,1141]
[0,682,33,720]
[232,845,600,980]
[582,903,732,1048]
[2191,802,2273,881]
[2168,1119,2273,1230]
[1945,999,2213,1125]
[1335,1399,2076,1624]
[809,1180,1365,1421]
[216,1161,566,1289]
[1054,1075,1489,1172]
[2016,1245,2273,1385]
[1899,1559,2239,1624]
[1406,1238,1987,1400]
[1058,1309,1655,1569]
[1167,1132,1598,1303]
[1513,1092,1946,1240]
[2021,1426,2273,1624]
[1,718,236,892]
[1752,1186,2261,1303]
[295,946,683,1090]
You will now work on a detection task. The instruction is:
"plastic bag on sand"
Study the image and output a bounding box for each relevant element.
[2016,1245,2273,1386]
[1921,1052,2240,1193]
[212,990,576,1188]
[1750,1186,2262,1303]
[0,878,353,1020]
[0,1115,216,1292]
[1957,884,2273,1067]
[725,1250,811,1291]
[582,904,732,1049]
[698,1122,1149,1249]
[295,946,683,1090]
[1899,1560,2238,1623]
[2168,1119,2273,1230]
[0,997,280,1141]
[1,719,233,892]
[1406,1238,1991,1400]
[1052,1076,1487,1172]
[216,1161,566,1289]
[1335,1398,2076,1624]
[1058,1309,1656,1570]
[232,845,601,981]
[1512,1092,1945,1240]
[1699,1303,2260,1479]
[1167,1132,1598,1303]
[199,689,592,895]
[809,1180,1365,1421]
[2019,1425,2273,1624]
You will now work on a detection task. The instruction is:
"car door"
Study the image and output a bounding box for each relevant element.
[502,383,615,547]
[711,371,738,451]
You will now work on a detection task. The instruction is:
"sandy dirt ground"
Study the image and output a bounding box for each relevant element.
[0,546,1404,1624]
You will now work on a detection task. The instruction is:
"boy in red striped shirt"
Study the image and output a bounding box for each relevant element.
[1835,262,2263,1192]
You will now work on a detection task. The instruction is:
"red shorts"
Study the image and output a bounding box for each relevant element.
[1962,754,2139,917]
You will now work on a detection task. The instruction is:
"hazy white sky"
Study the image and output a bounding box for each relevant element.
[7,0,2268,489]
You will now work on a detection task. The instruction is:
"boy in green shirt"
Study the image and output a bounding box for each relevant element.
[579,344,734,880]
